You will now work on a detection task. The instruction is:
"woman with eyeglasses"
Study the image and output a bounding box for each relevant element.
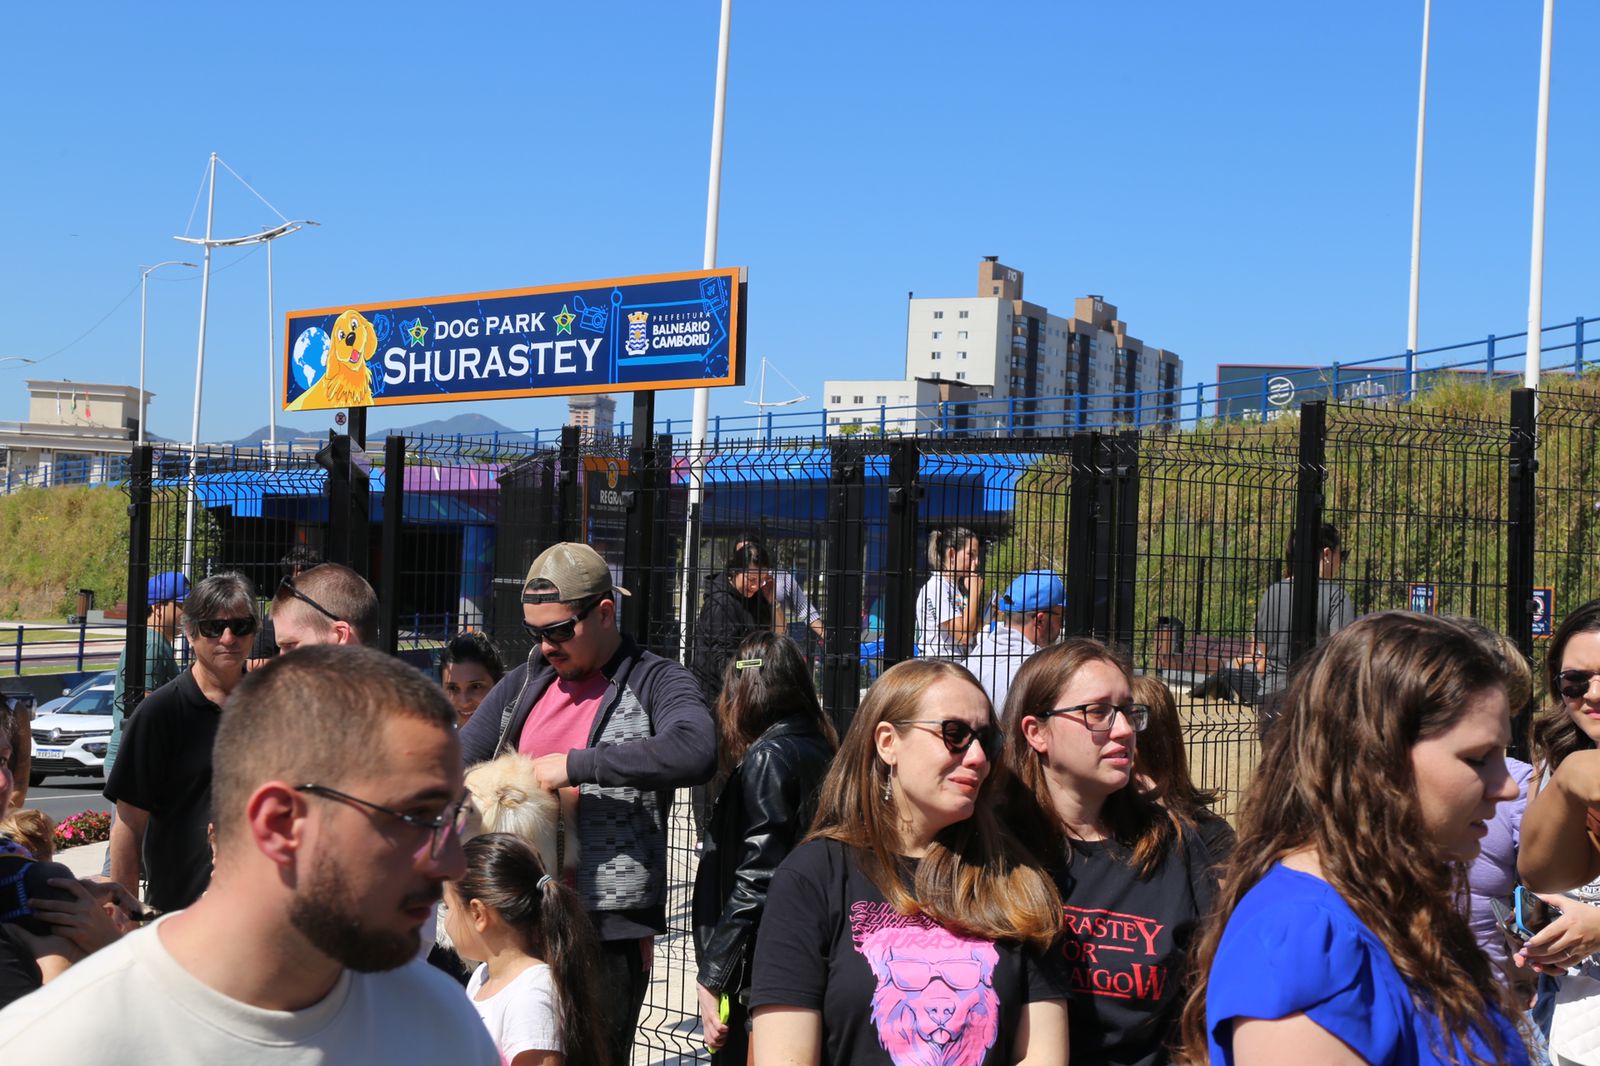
[999,638,1221,1066]
[692,542,777,706]
[1514,597,1600,1064]
[1175,613,1528,1066]
[749,659,1068,1066]
[693,633,838,1065]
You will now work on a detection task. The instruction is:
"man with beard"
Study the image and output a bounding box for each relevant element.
[460,541,716,1066]
[0,644,498,1062]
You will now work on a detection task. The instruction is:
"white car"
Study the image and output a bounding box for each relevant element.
[29,674,116,786]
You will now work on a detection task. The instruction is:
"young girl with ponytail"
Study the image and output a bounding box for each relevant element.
[446,833,607,1066]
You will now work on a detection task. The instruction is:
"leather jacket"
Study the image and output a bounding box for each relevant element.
[692,715,834,996]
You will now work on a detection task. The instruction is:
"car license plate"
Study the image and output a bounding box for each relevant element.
[35,747,64,759]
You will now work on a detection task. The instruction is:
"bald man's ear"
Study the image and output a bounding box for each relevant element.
[246,781,308,868]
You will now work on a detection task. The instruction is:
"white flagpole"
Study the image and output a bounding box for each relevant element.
[679,0,733,657]
[1406,0,1431,379]
[182,153,218,587]
[1525,0,1555,390]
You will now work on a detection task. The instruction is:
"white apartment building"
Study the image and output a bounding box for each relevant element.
[826,258,1182,435]
[819,377,993,436]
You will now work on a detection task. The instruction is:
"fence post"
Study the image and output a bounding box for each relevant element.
[1576,317,1586,375]
[1289,401,1328,666]
[323,435,353,568]
[883,440,921,668]
[822,443,866,733]
[623,409,657,652]
[122,444,153,714]
[1064,432,1099,639]
[1487,334,1497,378]
[1405,349,1416,402]
[378,435,405,656]
[1110,431,1141,652]
[1507,388,1538,759]
[558,426,581,543]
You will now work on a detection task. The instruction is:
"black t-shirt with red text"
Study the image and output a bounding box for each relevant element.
[1052,834,1216,1066]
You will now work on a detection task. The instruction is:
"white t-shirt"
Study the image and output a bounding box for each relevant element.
[467,960,563,1062]
[0,917,499,1064]
[915,574,970,659]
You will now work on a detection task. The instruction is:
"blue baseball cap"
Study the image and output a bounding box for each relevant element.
[148,572,189,605]
[999,570,1066,613]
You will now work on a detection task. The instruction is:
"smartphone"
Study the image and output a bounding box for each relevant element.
[1516,885,1559,937]
[1491,897,1529,945]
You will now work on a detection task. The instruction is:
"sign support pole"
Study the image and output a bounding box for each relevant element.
[680,0,733,658]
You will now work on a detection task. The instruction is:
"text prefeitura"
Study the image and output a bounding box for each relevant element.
[379,313,600,386]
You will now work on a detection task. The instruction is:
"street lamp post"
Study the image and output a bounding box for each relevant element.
[137,261,196,448]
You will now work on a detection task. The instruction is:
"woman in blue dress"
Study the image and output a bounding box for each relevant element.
[1177,612,1531,1066]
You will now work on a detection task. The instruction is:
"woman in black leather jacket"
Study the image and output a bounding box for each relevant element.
[693,632,837,1064]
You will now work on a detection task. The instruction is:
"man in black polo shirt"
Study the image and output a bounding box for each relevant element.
[105,572,256,911]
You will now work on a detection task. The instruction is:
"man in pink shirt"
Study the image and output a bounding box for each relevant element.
[459,542,715,1066]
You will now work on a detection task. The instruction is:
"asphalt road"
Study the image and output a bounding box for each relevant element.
[25,778,109,823]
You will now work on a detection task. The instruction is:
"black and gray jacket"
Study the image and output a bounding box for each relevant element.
[459,634,715,940]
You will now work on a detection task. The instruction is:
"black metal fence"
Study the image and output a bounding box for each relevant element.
[116,382,1596,1062]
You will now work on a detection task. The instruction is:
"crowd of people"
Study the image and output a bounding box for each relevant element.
[0,529,1595,1066]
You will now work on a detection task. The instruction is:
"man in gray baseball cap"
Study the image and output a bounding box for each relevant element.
[459,541,714,1066]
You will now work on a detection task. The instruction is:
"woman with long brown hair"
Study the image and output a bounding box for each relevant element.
[1177,612,1528,1066]
[1002,640,1222,1065]
[1131,674,1236,863]
[693,633,838,1065]
[749,659,1068,1066]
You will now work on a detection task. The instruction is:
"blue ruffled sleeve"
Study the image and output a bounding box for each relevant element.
[1206,872,1408,1065]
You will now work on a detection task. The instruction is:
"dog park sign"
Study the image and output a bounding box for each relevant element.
[281,267,745,411]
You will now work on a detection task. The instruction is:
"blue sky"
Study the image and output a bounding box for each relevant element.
[2,1,1594,442]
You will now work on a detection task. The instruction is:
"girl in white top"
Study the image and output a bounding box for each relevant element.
[445,833,606,1066]
[915,527,986,660]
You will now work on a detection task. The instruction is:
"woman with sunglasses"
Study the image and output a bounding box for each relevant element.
[749,659,1068,1066]
[1176,613,1527,1066]
[1515,597,1600,1064]
[694,633,838,1065]
[1000,639,1221,1066]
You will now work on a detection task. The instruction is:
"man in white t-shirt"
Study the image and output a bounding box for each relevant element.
[0,645,498,1064]
[963,570,1067,714]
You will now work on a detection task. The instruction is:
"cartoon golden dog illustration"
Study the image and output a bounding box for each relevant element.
[288,309,378,410]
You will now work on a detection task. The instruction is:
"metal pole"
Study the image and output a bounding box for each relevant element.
[182,153,218,586]
[679,0,733,657]
[1526,0,1555,390]
[266,234,277,465]
[1407,0,1431,358]
[137,270,149,448]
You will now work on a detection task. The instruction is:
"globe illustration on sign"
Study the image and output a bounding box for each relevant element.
[292,327,329,391]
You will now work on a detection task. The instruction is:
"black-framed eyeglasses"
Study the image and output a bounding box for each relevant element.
[279,576,341,623]
[194,616,257,639]
[893,719,1003,760]
[522,596,601,645]
[1558,670,1600,700]
[1037,703,1151,733]
[295,783,472,859]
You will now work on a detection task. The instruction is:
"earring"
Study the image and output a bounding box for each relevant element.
[882,764,893,802]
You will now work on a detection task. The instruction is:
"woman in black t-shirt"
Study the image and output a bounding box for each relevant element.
[1000,641,1222,1066]
[750,658,1069,1066]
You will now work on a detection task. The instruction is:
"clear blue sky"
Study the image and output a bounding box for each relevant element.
[2,1,1594,442]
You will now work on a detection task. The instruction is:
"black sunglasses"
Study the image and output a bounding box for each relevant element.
[894,719,1003,760]
[1037,702,1151,733]
[295,783,472,860]
[522,596,602,645]
[194,616,256,639]
[279,576,340,623]
[1558,670,1600,700]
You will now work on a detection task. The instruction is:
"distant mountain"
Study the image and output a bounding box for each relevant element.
[373,413,534,441]
[230,424,318,447]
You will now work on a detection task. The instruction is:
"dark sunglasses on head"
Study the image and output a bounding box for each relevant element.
[194,616,256,639]
[894,719,1003,760]
[522,596,601,645]
[279,576,340,623]
[1558,670,1600,700]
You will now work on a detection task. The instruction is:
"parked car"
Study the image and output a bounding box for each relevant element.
[33,669,116,718]
[29,673,116,786]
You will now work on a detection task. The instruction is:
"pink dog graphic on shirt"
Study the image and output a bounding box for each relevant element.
[858,923,1000,1066]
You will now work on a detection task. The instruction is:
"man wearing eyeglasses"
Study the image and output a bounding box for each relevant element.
[104,573,257,911]
[963,570,1067,714]
[0,645,499,1063]
[460,541,716,1066]
[269,562,379,652]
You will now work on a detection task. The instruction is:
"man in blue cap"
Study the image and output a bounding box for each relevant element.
[106,571,187,781]
[962,569,1066,713]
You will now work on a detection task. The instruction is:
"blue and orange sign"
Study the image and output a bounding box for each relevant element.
[282,267,744,411]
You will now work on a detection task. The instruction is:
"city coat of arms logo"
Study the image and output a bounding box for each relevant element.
[626,310,650,357]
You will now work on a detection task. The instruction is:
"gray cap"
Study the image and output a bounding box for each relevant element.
[522,543,629,604]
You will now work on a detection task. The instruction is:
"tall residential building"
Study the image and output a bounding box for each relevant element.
[825,258,1182,434]
[566,393,616,437]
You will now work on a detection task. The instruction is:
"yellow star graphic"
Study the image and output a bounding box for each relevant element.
[407,321,428,346]
[554,305,575,335]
